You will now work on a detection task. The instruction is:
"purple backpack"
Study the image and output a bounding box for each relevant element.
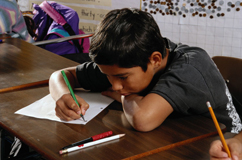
[32,1,90,55]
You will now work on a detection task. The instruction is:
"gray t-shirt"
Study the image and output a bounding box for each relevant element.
[76,38,242,133]
[150,38,242,133]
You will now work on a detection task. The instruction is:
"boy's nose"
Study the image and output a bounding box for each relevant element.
[111,80,123,91]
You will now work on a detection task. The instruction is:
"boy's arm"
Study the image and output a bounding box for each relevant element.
[49,67,89,121]
[122,93,173,132]
[102,91,173,132]
[49,67,78,100]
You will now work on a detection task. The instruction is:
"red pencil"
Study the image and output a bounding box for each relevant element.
[61,131,113,149]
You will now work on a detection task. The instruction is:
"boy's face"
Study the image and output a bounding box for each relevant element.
[98,64,155,96]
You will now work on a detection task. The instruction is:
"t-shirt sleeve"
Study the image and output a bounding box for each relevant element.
[76,62,111,92]
[151,64,214,114]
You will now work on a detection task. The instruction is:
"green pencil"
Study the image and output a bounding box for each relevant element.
[61,70,86,122]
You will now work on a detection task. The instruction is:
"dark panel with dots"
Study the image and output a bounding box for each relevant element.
[141,0,242,19]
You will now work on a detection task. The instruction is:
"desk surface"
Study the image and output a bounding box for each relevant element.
[0,38,79,89]
[0,34,11,40]
[138,132,236,160]
[0,39,224,160]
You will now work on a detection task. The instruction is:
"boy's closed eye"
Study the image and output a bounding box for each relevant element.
[104,73,129,80]
[119,76,128,80]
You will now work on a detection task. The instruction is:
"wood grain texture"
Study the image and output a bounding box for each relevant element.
[122,128,226,160]
[0,38,79,90]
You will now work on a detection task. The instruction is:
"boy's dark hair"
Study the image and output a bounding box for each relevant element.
[89,8,166,72]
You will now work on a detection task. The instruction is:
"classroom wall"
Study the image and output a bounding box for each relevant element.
[18,0,242,59]
[143,0,242,59]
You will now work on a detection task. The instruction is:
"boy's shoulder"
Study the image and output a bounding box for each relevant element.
[165,38,209,63]
[165,38,211,70]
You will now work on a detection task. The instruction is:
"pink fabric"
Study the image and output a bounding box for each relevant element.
[39,1,67,26]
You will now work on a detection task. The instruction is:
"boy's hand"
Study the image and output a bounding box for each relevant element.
[101,88,122,102]
[55,93,89,121]
[209,138,242,160]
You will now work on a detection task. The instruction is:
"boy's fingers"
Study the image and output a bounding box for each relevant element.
[102,90,121,102]
[231,155,239,160]
[102,90,113,97]
[101,90,109,96]
[55,101,81,120]
[56,108,74,121]
[55,94,89,120]
[76,96,89,115]
[62,94,81,113]
[209,140,228,158]
[55,105,70,121]
[226,137,242,160]
[56,94,81,120]
[229,144,241,160]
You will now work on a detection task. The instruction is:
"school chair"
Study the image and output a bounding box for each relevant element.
[32,33,93,64]
[212,56,242,118]
[0,128,43,160]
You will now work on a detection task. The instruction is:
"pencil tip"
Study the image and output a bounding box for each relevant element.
[81,115,86,122]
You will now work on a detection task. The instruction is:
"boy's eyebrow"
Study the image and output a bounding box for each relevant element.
[103,73,129,77]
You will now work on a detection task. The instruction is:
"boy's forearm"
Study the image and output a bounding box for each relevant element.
[49,70,70,101]
[49,67,79,100]
[49,68,80,100]
[121,94,145,130]
[121,93,173,132]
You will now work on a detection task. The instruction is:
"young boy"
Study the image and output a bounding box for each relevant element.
[49,8,242,133]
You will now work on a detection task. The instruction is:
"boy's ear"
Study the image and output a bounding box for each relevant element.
[149,51,162,67]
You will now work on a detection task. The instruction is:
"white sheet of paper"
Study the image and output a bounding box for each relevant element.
[15,91,113,125]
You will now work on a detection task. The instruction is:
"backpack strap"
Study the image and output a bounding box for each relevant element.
[39,1,83,53]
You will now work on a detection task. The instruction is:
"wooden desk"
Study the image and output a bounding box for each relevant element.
[0,38,79,89]
[0,34,11,40]
[138,132,236,160]
[0,38,223,160]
